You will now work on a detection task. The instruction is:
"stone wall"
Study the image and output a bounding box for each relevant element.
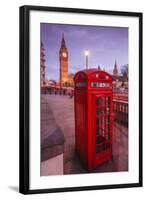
[41,96,65,176]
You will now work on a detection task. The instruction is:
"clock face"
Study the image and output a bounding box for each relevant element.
[62,52,67,57]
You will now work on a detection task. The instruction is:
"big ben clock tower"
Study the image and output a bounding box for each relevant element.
[59,35,68,85]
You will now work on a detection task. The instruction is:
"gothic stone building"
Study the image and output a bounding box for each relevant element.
[59,35,68,86]
[40,42,46,87]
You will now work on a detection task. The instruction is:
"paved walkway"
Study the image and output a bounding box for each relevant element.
[42,94,128,174]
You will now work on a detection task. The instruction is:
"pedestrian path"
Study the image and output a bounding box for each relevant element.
[42,94,128,174]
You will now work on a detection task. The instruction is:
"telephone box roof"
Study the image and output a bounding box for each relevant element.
[74,68,113,82]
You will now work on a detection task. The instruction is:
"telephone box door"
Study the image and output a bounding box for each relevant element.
[93,94,112,167]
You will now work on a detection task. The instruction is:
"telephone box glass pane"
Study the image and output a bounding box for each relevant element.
[96,96,111,154]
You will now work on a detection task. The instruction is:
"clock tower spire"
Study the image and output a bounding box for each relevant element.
[61,34,66,48]
[59,34,68,86]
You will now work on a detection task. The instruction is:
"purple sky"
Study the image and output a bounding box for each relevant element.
[41,23,128,81]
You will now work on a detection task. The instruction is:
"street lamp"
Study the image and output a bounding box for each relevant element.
[84,49,89,69]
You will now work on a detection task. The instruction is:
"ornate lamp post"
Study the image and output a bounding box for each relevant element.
[84,49,89,69]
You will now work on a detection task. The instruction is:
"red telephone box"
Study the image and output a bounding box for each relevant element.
[74,69,113,171]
